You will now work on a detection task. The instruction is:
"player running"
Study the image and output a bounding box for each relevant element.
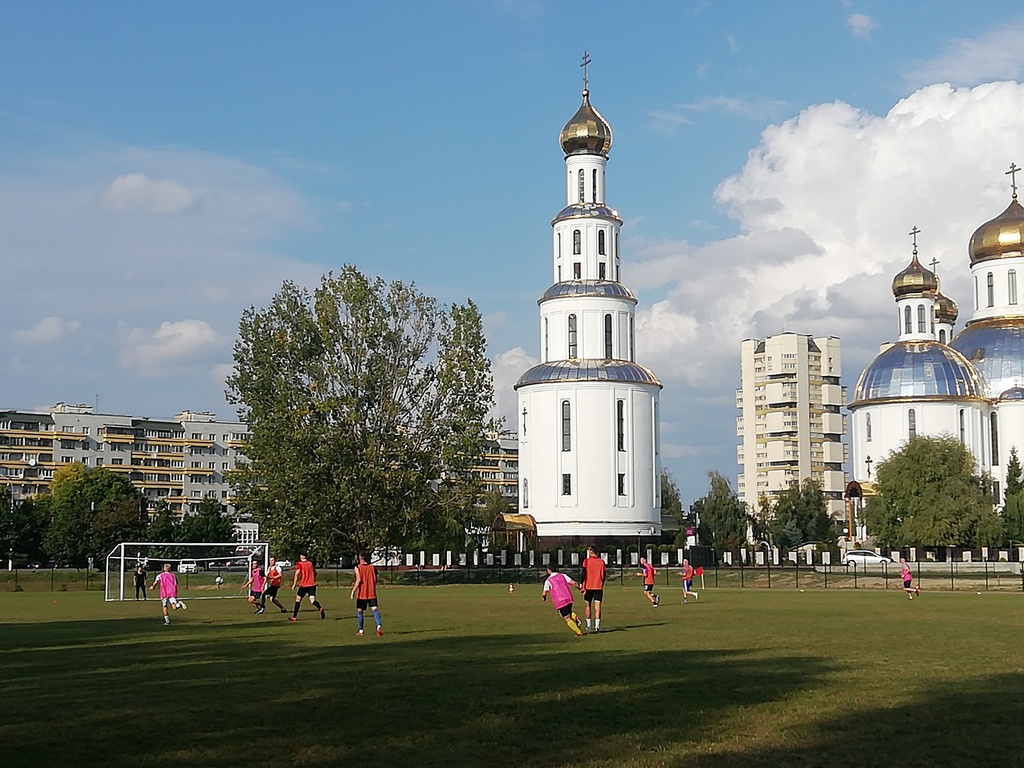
[262,557,288,613]
[149,563,186,625]
[681,559,699,604]
[242,559,267,615]
[289,554,326,622]
[349,552,383,637]
[900,557,919,599]
[639,556,659,607]
[542,563,583,636]
[579,545,606,633]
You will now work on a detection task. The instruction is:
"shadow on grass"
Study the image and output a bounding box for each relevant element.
[1,616,831,768]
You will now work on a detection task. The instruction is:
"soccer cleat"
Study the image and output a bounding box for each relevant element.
[256,606,265,615]
[319,607,326,620]
[693,593,698,601]
[280,608,289,613]
[178,601,186,610]
[288,617,298,622]
[916,586,921,596]
[377,626,383,637]
[683,599,688,604]
[357,629,364,636]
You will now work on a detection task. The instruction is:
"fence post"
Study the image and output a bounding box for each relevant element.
[766,555,771,589]
[883,561,888,590]
[795,556,799,590]
[950,556,955,592]
[853,563,857,589]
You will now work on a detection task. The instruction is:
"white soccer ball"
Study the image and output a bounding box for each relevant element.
[215,576,224,585]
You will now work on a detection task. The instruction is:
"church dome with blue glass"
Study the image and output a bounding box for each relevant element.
[951,319,1024,400]
[851,340,983,406]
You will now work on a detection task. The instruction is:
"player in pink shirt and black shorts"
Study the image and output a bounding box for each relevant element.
[150,563,186,625]
[542,563,583,636]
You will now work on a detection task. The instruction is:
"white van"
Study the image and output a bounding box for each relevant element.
[178,559,198,574]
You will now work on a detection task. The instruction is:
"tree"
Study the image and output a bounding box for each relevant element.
[764,479,836,549]
[661,470,684,525]
[1005,446,1023,501]
[179,498,235,557]
[691,471,749,554]
[42,464,144,567]
[863,435,1001,548]
[0,486,47,564]
[1003,446,1024,545]
[227,266,495,561]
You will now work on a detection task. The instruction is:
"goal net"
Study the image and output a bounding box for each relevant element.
[104,541,270,602]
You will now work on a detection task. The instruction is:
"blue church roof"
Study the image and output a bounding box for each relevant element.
[515,360,662,389]
[950,319,1024,400]
[539,280,637,303]
[850,340,982,405]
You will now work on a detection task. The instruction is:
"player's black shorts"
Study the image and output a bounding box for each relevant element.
[584,589,603,603]
[644,584,654,593]
[903,578,913,588]
[264,584,280,598]
[557,603,574,618]
[250,590,263,599]
[356,597,378,610]
[297,585,317,599]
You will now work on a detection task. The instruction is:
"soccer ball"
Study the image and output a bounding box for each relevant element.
[508,584,514,593]
[214,576,224,586]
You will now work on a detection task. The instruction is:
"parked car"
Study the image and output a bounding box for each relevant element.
[178,559,199,574]
[24,561,44,569]
[843,550,893,567]
[276,559,292,569]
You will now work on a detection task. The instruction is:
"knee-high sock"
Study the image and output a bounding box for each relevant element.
[372,607,381,627]
[357,610,364,631]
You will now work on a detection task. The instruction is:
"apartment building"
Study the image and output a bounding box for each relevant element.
[736,334,847,518]
[471,432,519,506]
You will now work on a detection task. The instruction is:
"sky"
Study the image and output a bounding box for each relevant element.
[4,1,1024,504]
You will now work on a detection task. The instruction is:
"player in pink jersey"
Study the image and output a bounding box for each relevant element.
[242,559,268,615]
[899,558,919,599]
[149,563,186,625]
[541,563,583,636]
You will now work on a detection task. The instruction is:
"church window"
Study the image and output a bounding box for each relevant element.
[593,169,598,202]
[630,317,635,361]
[557,232,561,259]
[618,473,626,496]
[557,265,562,281]
[523,478,529,508]
[573,262,581,280]
[959,409,965,443]
[991,413,999,465]
[908,409,917,438]
[939,329,946,343]
[617,400,625,451]
[614,231,619,260]
[578,169,585,203]
[562,473,572,495]
[568,314,577,358]
[598,262,606,279]
[604,314,613,358]
[573,230,581,255]
[865,413,871,442]
[917,304,926,333]
[974,275,979,310]
[561,400,571,451]
[544,318,549,361]
[1010,270,1018,305]
[987,272,995,307]
[904,306,912,335]
[598,230,606,255]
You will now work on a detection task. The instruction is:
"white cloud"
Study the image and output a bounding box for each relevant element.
[906,21,1024,87]
[490,346,537,430]
[846,13,878,40]
[102,172,197,214]
[10,316,81,343]
[649,96,789,134]
[119,319,221,376]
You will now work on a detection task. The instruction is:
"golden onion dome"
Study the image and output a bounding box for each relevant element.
[968,196,1024,266]
[934,290,959,323]
[892,254,938,298]
[560,90,612,156]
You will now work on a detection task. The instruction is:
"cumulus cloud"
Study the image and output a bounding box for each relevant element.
[846,13,878,39]
[9,316,81,344]
[119,319,221,376]
[490,346,537,428]
[102,172,197,214]
[906,21,1024,88]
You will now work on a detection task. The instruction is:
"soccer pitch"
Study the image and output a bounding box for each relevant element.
[3,585,1023,768]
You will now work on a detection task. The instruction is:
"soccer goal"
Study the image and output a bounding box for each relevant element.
[104,541,270,602]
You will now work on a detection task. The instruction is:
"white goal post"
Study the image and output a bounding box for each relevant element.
[104,541,270,602]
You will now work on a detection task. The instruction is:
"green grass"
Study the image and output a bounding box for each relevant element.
[3,584,1023,768]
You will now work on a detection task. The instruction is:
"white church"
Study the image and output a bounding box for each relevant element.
[849,169,1024,504]
[515,56,663,541]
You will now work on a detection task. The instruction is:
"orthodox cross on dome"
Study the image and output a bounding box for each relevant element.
[1007,162,1020,200]
[909,225,921,256]
[580,50,591,91]
[929,256,940,273]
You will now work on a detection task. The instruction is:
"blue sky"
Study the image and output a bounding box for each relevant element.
[4,1,1024,503]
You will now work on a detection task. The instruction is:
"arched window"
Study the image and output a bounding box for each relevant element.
[629,317,635,361]
[573,262,581,280]
[904,306,912,334]
[598,230,605,255]
[614,231,619,260]
[568,314,577,358]
[598,262,606,279]
[917,304,926,333]
[974,275,979,310]
[908,408,917,438]
[544,318,549,361]
[959,409,965,443]
[604,313,613,358]
[592,169,598,202]
[939,329,946,343]
[573,230,581,255]
[991,412,999,465]
[987,272,995,307]
[1011,270,1018,305]
[561,400,571,452]
[523,478,529,508]
[617,399,625,451]
[578,169,585,203]
[865,413,872,442]
[557,232,561,259]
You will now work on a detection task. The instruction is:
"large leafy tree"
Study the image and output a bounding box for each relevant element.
[0,486,47,564]
[864,435,1001,548]
[227,266,494,561]
[764,479,836,549]
[691,471,749,554]
[41,464,145,567]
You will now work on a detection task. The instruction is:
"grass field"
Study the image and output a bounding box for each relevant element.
[3,583,1023,768]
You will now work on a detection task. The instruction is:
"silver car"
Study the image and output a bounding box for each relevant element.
[843,549,893,567]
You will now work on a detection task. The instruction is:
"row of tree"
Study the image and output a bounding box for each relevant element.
[1,464,234,568]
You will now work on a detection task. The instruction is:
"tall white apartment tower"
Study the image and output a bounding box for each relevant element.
[515,55,663,540]
[736,333,847,517]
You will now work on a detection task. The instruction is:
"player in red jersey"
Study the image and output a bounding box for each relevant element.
[289,554,326,621]
[638,556,659,607]
[579,545,607,632]
[350,553,383,636]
